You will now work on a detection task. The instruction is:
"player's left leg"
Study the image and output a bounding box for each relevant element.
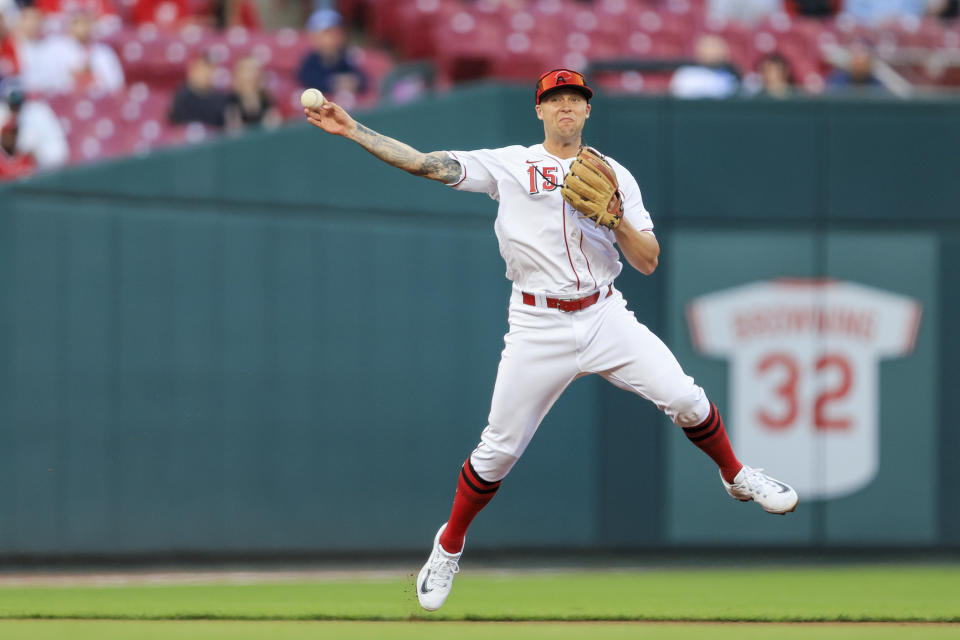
[580,290,798,514]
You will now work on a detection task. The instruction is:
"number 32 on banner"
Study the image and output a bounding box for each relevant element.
[755,352,853,431]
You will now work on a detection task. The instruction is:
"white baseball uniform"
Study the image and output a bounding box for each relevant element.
[447,144,711,482]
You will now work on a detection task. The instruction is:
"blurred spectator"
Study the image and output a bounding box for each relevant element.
[130,0,191,28]
[708,0,783,25]
[204,0,261,29]
[297,8,367,98]
[225,55,281,131]
[827,40,886,92]
[669,35,740,99]
[9,7,59,93]
[842,0,930,23]
[44,9,124,93]
[169,52,229,127]
[0,80,69,169]
[750,52,795,98]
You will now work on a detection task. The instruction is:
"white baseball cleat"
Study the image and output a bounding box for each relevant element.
[721,465,799,515]
[416,524,461,611]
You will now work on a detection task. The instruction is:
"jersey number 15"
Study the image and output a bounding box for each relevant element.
[527,166,558,194]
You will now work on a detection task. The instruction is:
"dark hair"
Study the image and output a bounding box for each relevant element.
[757,52,793,84]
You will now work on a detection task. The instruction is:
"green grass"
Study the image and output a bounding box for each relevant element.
[0,566,958,623]
[1,621,960,640]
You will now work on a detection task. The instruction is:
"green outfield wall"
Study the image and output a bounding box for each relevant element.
[0,85,957,556]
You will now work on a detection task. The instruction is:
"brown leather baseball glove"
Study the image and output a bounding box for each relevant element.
[560,146,623,230]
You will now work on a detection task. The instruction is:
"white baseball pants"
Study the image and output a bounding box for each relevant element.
[470,285,711,482]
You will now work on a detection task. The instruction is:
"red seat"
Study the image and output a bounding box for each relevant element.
[368,0,420,43]
[647,31,688,58]
[353,47,395,90]
[432,10,506,82]
[263,30,312,75]
[393,1,453,59]
[595,0,644,22]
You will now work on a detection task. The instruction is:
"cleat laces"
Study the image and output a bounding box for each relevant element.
[739,467,779,497]
[427,556,460,590]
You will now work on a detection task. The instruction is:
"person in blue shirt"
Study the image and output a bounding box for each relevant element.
[826,40,887,93]
[297,9,367,98]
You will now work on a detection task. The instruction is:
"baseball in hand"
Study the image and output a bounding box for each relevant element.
[300,88,325,109]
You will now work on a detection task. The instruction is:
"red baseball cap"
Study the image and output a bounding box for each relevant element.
[535,68,593,104]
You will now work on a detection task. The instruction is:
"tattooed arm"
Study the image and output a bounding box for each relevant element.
[304,102,461,184]
[350,123,462,183]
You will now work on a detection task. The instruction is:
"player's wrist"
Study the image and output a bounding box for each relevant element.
[342,119,360,139]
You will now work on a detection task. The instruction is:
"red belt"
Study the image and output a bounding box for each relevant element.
[522,285,613,313]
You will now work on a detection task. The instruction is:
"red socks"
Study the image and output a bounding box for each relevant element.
[438,458,501,554]
[436,406,737,554]
[682,403,743,484]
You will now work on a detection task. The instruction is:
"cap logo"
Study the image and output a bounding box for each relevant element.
[535,68,593,104]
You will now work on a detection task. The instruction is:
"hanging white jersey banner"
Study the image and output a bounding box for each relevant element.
[687,279,922,500]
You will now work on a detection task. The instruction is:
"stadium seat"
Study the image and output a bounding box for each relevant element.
[432,9,506,82]
[28,0,960,168]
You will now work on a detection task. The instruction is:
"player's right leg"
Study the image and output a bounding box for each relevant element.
[417,296,580,611]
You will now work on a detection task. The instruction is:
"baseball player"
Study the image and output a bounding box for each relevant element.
[304,68,798,611]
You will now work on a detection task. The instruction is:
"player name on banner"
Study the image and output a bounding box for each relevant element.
[687,279,922,500]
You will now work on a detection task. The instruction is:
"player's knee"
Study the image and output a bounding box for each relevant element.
[664,387,711,428]
[469,446,519,483]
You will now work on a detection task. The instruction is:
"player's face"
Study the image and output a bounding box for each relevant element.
[536,89,590,139]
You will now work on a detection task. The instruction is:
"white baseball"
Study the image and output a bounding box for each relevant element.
[300,88,325,109]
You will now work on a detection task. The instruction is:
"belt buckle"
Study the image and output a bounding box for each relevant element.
[557,297,582,313]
